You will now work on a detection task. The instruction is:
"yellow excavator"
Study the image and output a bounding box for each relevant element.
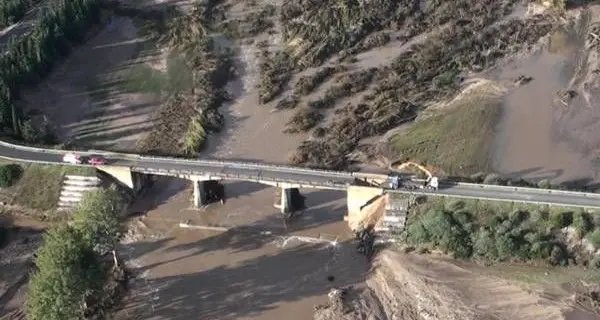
[387,161,438,190]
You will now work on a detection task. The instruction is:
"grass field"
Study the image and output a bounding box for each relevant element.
[390,82,504,175]
[0,163,96,212]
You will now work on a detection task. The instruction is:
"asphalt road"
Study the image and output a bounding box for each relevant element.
[2,143,600,208]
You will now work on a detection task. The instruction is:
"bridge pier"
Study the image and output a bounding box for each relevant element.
[192,179,225,207]
[275,186,305,214]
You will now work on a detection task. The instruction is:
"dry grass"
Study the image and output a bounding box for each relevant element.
[4,163,96,212]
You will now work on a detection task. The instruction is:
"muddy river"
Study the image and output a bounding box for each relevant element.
[117,177,368,320]
[492,9,600,186]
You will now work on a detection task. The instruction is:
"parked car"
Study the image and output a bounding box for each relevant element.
[62,153,82,164]
[88,156,106,166]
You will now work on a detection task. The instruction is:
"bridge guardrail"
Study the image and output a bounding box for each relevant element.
[136,155,354,177]
[2,139,600,200]
[0,140,354,177]
[387,188,600,209]
[449,181,600,199]
[135,167,350,188]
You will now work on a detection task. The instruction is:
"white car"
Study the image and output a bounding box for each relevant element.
[62,153,82,164]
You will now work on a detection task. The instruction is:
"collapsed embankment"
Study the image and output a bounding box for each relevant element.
[315,249,600,320]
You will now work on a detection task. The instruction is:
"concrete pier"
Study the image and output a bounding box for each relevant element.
[276,187,305,214]
[193,180,225,207]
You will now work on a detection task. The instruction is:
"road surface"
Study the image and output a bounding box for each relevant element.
[1,141,600,208]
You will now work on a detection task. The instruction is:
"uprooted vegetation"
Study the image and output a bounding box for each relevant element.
[294,65,348,96]
[288,7,552,169]
[136,2,235,156]
[404,197,600,267]
[218,3,276,39]
[280,0,419,68]
[256,41,292,104]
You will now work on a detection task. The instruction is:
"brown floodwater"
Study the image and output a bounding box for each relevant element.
[118,176,369,320]
[491,44,600,184]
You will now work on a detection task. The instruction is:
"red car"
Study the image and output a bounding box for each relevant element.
[87,156,106,166]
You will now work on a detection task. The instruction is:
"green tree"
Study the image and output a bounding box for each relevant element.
[27,224,104,320]
[0,163,21,187]
[72,188,124,256]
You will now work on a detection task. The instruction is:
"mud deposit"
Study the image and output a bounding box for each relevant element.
[493,6,600,185]
[115,177,369,320]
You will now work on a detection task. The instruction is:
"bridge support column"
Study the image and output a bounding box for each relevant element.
[192,180,225,207]
[275,187,305,214]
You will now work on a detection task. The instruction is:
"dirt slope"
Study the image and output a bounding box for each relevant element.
[315,249,599,320]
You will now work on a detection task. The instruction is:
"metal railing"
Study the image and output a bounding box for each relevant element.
[134,167,350,189]
[2,139,600,203]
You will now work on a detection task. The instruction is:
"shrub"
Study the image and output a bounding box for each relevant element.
[549,211,573,229]
[495,233,518,260]
[440,226,473,259]
[537,179,551,189]
[573,211,593,238]
[406,221,430,244]
[509,210,529,225]
[548,244,568,266]
[483,173,501,185]
[0,163,21,187]
[472,227,497,259]
[183,117,207,156]
[529,240,553,260]
[587,228,600,249]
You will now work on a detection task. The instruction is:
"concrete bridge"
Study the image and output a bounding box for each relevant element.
[1,140,600,224]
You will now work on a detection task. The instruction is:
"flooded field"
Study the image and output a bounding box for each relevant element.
[492,7,600,185]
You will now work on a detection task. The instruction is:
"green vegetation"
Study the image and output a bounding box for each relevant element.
[0,0,33,29]
[0,163,22,187]
[27,188,125,320]
[0,0,101,139]
[404,197,600,267]
[11,164,96,212]
[390,86,503,175]
[119,54,193,95]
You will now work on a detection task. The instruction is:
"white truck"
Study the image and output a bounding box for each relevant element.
[387,175,439,191]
